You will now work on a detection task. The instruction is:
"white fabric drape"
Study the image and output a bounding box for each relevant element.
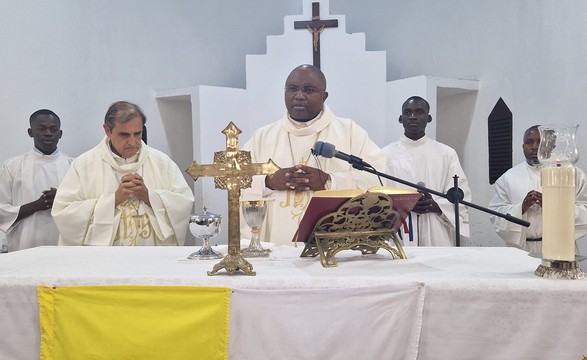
[230,283,425,360]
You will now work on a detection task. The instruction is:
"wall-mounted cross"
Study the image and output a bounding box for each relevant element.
[294,2,338,69]
[187,122,279,276]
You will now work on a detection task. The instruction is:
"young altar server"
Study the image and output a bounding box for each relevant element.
[382,96,471,246]
[0,109,72,251]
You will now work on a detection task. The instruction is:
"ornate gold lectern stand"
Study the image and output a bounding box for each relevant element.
[300,190,418,267]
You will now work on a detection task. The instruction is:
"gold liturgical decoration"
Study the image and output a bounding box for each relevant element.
[300,192,407,268]
[187,122,279,276]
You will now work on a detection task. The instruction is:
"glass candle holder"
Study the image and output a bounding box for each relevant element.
[538,124,579,262]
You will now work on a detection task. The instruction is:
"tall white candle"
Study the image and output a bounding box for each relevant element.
[541,165,575,261]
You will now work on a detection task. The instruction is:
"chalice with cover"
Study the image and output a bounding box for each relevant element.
[241,200,271,257]
[187,207,223,260]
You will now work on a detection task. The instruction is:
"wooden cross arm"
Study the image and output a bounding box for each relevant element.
[294,19,338,29]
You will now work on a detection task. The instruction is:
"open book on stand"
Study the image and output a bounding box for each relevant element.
[292,186,422,244]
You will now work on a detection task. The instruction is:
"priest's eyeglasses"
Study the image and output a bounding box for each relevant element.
[285,86,323,95]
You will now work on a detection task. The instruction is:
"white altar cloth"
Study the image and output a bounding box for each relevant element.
[1,245,586,360]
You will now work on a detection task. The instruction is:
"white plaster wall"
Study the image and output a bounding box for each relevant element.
[0,0,300,160]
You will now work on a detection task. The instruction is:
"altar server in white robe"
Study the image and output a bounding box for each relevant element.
[382,96,470,246]
[241,64,386,246]
[0,109,72,251]
[52,101,194,246]
[488,125,587,254]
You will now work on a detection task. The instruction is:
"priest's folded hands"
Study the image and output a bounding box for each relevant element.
[115,173,151,207]
[265,164,330,192]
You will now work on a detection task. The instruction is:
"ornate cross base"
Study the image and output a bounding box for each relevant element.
[208,252,256,276]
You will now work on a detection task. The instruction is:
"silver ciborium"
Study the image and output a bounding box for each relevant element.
[187,207,223,260]
[241,200,271,257]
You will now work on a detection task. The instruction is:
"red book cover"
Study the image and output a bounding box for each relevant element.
[293,188,421,243]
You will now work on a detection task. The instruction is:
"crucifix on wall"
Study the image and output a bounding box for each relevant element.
[294,2,338,68]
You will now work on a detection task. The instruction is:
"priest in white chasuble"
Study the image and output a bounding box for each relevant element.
[241,64,386,246]
[52,101,194,246]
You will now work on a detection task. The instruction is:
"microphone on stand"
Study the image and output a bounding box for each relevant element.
[413,181,426,246]
[313,144,530,246]
[313,141,372,167]
[313,144,530,237]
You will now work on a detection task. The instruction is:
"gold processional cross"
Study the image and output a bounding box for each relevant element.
[294,2,338,69]
[187,122,279,276]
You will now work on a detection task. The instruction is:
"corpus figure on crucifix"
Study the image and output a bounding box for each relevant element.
[294,2,338,68]
[187,122,279,276]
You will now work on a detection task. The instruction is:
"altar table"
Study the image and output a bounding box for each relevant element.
[1,246,586,360]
